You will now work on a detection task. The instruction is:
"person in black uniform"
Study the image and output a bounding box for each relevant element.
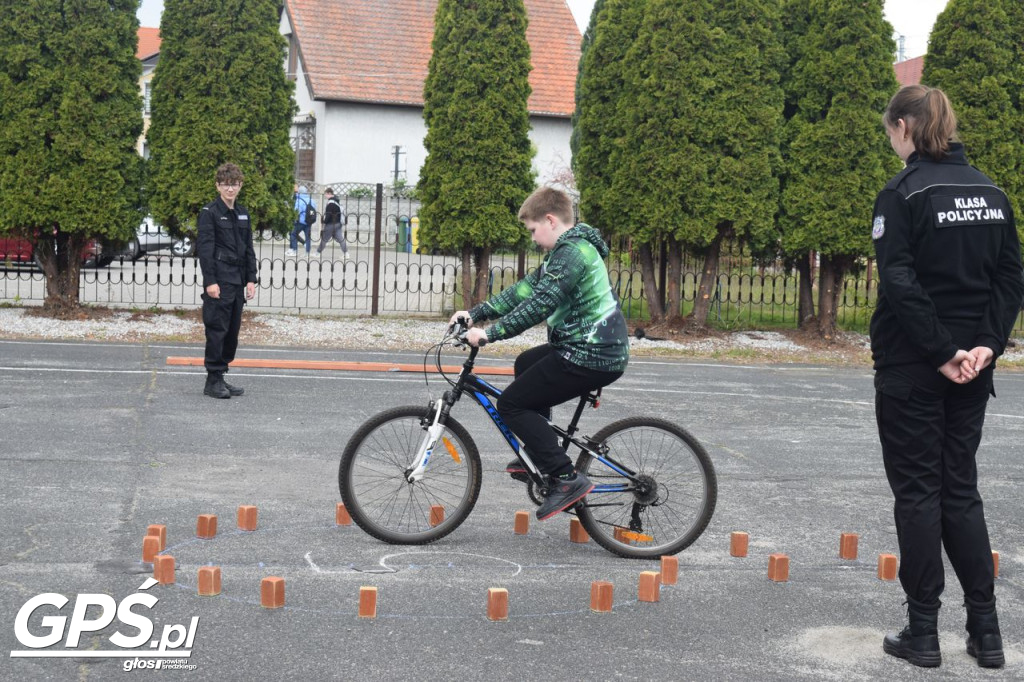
[197,163,258,399]
[872,85,1023,669]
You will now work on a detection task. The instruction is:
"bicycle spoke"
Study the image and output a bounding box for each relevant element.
[576,418,716,558]
[341,408,482,544]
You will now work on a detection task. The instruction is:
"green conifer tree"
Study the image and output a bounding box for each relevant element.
[147,0,295,237]
[0,0,142,311]
[417,0,535,308]
[572,0,644,234]
[611,0,784,325]
[779,0,899,338]
[924,0,1024,224]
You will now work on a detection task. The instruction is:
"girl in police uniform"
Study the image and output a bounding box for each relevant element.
[871,84,1023,669]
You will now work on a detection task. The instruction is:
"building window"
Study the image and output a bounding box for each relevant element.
[143,82,152,116]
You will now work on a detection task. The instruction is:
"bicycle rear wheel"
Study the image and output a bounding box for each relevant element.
[339,406,481,544]
[575,417,716,559]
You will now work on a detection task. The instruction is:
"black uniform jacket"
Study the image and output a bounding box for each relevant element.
[197,197,259,289]
[870,143,1024,369]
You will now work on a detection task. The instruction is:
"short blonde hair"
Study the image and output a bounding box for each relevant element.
[518,187,573,224]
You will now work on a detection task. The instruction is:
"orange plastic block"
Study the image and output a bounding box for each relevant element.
[768,553,790,582]
[358,586,378,618]
[198,566,221,596]
[146,524,167,551]
[613,527,629,544]
[730,532,749,558]
[513,511,530,535]
[153,555,175,584]
[336,503,352,526]
[569,518,589,543]
[196,514,218,539]
[237,505,258,531]
[261,576,285,608]
[660,555,679,586]
[487,588,509,621]
[638,571,661,602]
[878,553,898,581]
[590,581,613,613]
[993,551,999,578]
[142,535,160,563]
[429,505,445,527]
[839,533,859,560]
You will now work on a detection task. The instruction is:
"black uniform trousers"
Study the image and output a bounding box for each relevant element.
[874,362,996,606]
[497,344,622,478]
[202,282,245,375]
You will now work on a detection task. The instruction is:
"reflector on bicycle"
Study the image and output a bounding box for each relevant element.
[442,437,461,463]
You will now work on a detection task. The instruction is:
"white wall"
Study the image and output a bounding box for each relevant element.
[317,101,573,188]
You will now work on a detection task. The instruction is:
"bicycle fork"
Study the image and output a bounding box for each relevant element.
[405,399,445,483]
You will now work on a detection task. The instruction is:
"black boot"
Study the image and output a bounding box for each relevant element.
[965,597,1004,668]
[882,597,941,668]
[203,372,231,399]
[221,377,244,396]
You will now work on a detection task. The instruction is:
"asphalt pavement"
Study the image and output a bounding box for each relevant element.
[1,338,1022,680]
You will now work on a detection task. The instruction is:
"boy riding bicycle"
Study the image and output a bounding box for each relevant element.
[450,187,629,520]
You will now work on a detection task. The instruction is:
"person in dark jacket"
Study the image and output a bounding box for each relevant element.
[449,187,629,521]
[197,163,258,399]
[872,85,1023,669]
[315,187,348,260]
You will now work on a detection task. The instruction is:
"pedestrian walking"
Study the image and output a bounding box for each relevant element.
[316,187,349,260]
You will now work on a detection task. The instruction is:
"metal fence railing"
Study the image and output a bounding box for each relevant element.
[6,183,1019,332]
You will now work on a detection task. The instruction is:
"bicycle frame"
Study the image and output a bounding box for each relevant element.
[406,344,637,496]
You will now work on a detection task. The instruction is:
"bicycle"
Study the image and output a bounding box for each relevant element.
[338,321,717,559]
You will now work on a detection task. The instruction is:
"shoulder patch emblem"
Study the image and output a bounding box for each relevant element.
[872,215,885,240]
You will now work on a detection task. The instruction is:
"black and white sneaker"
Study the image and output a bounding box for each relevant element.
[536,473,594,521]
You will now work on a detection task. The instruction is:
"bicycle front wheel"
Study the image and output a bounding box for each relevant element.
[575,417,717,559]
[339,406,481,544]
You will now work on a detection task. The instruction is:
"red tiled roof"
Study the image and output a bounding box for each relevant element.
[285,0,580,117]
[137,27,161,60]
[893,55,924,87]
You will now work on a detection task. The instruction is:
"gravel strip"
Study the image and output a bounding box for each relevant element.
[2,306,1021,368]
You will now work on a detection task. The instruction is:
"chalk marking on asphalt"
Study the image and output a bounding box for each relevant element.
[378,550,523,577]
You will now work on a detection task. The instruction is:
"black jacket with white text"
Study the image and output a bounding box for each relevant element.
[869,143,1024,369]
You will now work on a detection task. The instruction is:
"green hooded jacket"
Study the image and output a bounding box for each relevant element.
[468,223,629,372]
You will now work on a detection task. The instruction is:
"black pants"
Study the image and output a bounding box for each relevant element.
[875,362,996,606]
[202,282,245,374]
[497,344,623,477]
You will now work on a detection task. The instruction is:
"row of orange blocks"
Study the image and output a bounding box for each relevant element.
[728,531,1001,582]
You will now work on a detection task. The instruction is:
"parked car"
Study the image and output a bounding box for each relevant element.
[123,217,195,259]
[0,235,111,268]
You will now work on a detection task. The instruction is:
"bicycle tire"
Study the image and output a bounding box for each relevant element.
[339,406,482,545]
[575,416,717,559]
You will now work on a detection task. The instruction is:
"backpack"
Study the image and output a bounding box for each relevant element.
[304,200,317,225]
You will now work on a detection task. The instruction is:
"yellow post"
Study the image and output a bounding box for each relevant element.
[411,216,420,253]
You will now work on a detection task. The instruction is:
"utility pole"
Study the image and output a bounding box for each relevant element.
[391,145,406,186]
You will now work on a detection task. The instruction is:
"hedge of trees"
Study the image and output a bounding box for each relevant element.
[569,0,1023,336]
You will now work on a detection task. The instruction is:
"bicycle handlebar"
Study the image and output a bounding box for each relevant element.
[449,318,487,347]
